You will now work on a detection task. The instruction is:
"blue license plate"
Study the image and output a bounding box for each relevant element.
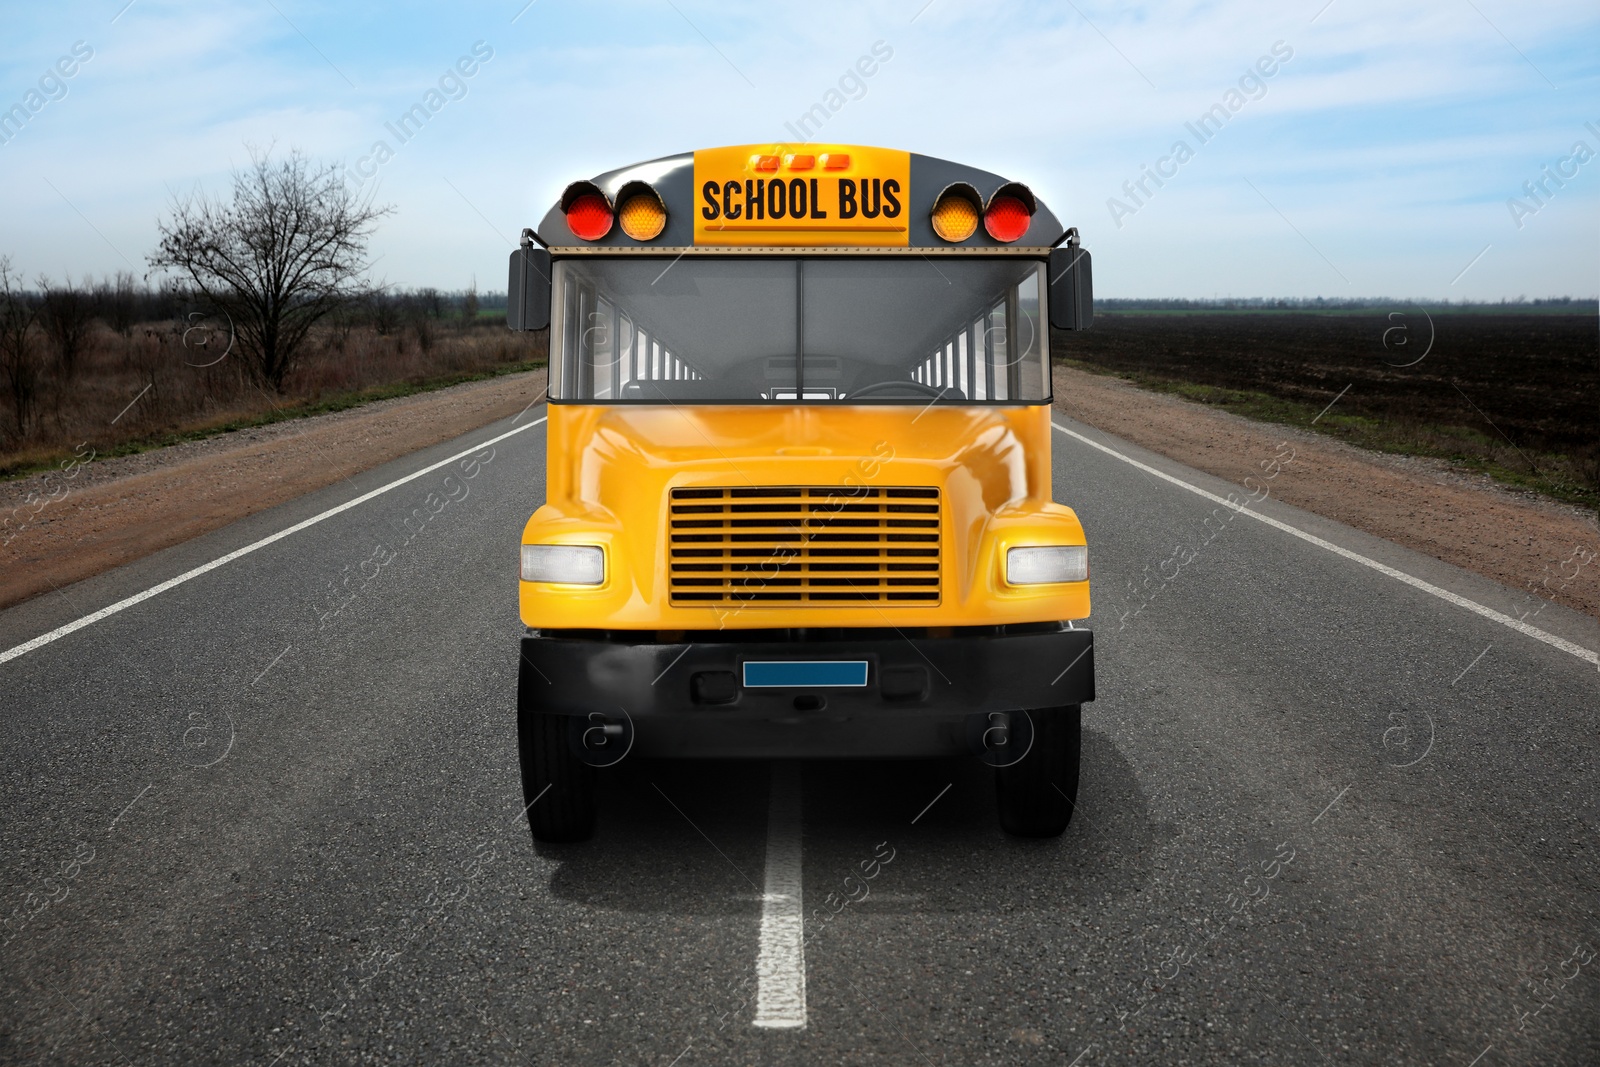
[742,660,869,688]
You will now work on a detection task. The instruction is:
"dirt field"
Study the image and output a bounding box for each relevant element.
[1054,311,1599,510]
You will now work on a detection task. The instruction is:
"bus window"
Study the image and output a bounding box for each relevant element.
[549,257,1048,404]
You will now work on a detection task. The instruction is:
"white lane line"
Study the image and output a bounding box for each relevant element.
[0,415,548,668]
[753,761,806,1030]
[1051,421,1600,668]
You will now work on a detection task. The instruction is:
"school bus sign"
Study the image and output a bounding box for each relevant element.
[693,144,911,246]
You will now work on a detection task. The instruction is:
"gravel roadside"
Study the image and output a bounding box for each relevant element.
[0,370,547,610]
[1051,364,1600,620]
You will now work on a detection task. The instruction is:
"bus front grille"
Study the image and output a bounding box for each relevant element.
[668,486,941,605]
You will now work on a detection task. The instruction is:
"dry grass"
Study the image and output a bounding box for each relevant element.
[1,316,546,479]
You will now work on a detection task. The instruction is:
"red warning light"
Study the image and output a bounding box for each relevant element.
[983,194,1031,243]
[565,193,613,241]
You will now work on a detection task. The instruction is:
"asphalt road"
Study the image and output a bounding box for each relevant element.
[2,405,1597,1066]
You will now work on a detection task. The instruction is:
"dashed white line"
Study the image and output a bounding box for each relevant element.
[0,416,547,668]
[1051,422,1600,669]
[753,762,806,1030]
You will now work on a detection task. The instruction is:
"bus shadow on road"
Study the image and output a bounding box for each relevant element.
[538,726,1156,913]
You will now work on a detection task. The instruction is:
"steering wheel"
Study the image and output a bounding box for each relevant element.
[845,379,949,400]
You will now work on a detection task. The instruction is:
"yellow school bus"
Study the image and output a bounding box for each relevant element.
[507,144,1094,842]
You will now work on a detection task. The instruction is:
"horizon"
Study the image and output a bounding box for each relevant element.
[5,277,1593,311]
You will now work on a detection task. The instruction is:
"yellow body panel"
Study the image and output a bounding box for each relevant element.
[519,404,1090,630]
[693,144,911,247]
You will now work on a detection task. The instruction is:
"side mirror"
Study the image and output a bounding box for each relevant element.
[507,242,551,331]
[1048,235,1093,331]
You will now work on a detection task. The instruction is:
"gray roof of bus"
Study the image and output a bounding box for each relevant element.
[533,150,1065,248]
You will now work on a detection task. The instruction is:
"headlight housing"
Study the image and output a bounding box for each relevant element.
[520,544,605,585]
[1006,545,1088,585]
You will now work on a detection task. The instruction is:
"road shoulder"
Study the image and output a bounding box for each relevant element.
[0,370,547,610]
[1052,365,1600,620]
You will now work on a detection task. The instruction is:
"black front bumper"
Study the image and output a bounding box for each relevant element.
[517,624,1093,759]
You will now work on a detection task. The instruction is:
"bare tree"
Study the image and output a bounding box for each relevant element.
[95,270,139,338]
[366,290,402,336]
[149,147,391,391]
[0,258,43,440]
[37,275,94,380]
[461,278,480,325]
[406,288,440,353]
[422,287,444,319]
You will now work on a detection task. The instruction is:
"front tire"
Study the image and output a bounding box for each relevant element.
[517,687,596,843]
[994,705,1082,837]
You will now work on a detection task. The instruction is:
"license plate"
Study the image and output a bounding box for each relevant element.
[742,660,869,688]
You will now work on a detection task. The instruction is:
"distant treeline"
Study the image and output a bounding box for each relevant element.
[1099,296,1597,313]
[3,276,509,330]
[10,277,1591,324]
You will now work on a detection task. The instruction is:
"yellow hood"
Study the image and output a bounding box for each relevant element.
[523,404,1088,629]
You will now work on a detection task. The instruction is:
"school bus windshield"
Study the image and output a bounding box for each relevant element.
[549,257,1047,403]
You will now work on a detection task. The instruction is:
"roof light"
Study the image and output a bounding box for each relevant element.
[618,190,667,240]
[983,193,1032,243]
[931,191,980,242]
[565,193,613,241]
[784,154,815,170]
[820,153,851,170]
[751,154,780,172]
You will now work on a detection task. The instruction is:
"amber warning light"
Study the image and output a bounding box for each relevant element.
[618,189,667,240]
[931,188,980,242]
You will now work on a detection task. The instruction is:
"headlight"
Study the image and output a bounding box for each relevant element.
[1006,545,1087,585]
[520,544,605,585]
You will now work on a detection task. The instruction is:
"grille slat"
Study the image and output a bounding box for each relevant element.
[667,486,942,607]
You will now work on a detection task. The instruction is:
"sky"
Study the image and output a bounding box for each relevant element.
[0,0,1596,300]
